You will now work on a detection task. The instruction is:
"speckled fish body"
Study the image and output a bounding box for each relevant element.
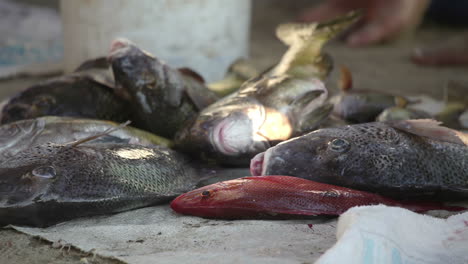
[251,120,468,200]
[170,176,463,219]
[0,75,130,124]
[108,39,219,138]
[0,116,172,159]
[0,143,198,227]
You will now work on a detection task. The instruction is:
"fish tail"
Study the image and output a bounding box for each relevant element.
[274,11,361,78]
[276,10,361,47]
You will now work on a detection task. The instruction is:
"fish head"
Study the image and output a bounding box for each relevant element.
[250,128,363,184]
[108,38,159,95]
[170,178,264,218]
[0,118,46,159]
[0,145,59,207]
[175,102,275,163]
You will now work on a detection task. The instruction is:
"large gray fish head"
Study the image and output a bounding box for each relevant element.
[250,123,399,185]
[0,118,46,159]
[175,99,283,165]
[0,144,59,207]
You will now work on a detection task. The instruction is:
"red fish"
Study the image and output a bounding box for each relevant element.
[170,176,465,219]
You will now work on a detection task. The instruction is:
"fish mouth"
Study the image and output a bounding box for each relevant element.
[250,152,264,176]
[210,118,253,156]
[107,38,133,61]
[250,148,272,176]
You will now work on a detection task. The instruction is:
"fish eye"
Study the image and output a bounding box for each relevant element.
[32,166,56,179]
[201,190,211,198]
[328,138,350,153]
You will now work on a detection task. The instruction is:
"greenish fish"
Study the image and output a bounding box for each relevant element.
[174,12,360,166]
[0,116,172,159]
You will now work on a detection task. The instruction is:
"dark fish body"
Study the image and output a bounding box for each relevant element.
[251,120,468,200]
[108,39,219,138]
[331,92,396,123]
[0,143,198,227]
[0,116,172,159]
[170,176,463,219]
[1,75,130,124]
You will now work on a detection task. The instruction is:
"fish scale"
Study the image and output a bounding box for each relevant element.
[170,176,464,219]
[0,143,199,227]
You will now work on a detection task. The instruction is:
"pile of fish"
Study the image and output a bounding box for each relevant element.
[1,11,467,227]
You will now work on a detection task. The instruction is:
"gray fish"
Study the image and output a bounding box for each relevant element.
[174,12,360,166]
[376,97,432,122]
[0,142,199,227]
[108,38,219,138]
[330,66,399,123]
[251,119,468,200]
[0,116,172,159]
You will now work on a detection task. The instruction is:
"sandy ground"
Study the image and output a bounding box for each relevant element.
[0,0,467,263]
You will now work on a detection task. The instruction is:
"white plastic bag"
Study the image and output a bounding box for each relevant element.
[316,205,468,264]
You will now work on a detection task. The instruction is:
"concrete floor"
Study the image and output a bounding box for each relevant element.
[0,0,467,263]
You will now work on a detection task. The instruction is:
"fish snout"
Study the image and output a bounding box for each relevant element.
[250,152,265,176]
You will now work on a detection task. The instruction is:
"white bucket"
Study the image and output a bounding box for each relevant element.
[60,0,252,82]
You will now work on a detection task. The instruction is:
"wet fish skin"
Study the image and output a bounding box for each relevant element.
[0,116,173,159]
[108,38,219,138]
[170,176,463,219]
[175,76,331,166]
[0,143,199,227]
[173,12,361,165]
[251,120,468,200]
[0,75,131,124]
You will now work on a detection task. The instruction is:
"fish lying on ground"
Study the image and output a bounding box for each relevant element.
[251,119,468,200]
[377,81,467,129]
[174,12,360,166]
[170,176,464,219]
[108,38,219,138]
[0,135,200,227]
[207,58,260,97]
[0,116,172,159]
[330,66,404,123]
[0,74,131,124]
[376,96,432,122]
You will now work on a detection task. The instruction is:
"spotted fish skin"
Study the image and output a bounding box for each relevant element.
[0,143,198,227]
[254,121,468,200]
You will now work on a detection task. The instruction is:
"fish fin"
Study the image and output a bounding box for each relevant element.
[74,57,109,72]
[386,119,468,146]
[66,120,132,147]
[394,96,409,108]
[292,90,325,108]
[273,11,360,78]
[338,65,353,92]
[178,67,205,84]
[184,79,220,110]
[296,103,334,135]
